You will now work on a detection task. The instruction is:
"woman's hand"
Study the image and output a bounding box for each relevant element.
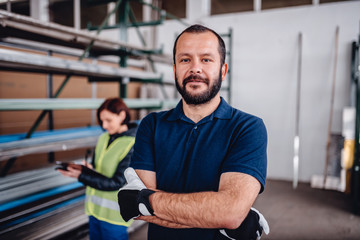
[57,165,82,179]
[82,160,93,169]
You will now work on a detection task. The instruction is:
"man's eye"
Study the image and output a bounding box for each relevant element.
[180,59,189,63]
[203,59,211,62]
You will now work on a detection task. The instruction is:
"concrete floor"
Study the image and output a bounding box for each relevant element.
[129,179,360,240]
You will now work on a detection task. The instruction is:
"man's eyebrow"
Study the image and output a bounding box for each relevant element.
[176,52,216,58]
[200,53,216,58]
[176,53,190,58]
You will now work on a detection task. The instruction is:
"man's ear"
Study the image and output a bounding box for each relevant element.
[221,63,228,81]
[173,64,176,75]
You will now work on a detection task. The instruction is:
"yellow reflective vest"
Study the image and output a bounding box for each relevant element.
[85,132,134,226]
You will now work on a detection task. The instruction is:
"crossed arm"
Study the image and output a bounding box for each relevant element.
[135,169,261,230]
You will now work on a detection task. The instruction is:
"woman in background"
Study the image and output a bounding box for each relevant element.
[58,97,137,240]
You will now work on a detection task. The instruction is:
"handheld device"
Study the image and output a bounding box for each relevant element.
[55,161,82,171]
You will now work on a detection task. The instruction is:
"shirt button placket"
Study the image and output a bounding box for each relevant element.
[188,125,198,145]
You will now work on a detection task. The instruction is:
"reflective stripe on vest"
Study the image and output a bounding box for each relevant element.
[85,194,120,211]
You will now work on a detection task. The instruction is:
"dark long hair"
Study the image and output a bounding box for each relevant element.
[97,98,131,126]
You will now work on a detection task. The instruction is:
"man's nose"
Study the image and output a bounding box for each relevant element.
[190,60,202,74]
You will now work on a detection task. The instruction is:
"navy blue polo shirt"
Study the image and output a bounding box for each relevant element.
[130,98,267,240]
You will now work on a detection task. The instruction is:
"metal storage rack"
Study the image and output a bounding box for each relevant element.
[0,1,177,237]
[351,28,360,214]
[0,2,177,175]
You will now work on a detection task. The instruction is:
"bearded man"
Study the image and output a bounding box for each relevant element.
[118,24,269,240]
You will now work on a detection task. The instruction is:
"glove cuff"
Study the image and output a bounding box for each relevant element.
[137,189,155,216]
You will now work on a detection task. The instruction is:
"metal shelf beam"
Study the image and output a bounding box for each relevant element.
[0,48,162,81]
[0,98,178,111]
[0,9,172,64]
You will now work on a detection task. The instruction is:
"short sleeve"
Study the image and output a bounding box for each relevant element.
[130,113,156,171]
[222,117,267,193]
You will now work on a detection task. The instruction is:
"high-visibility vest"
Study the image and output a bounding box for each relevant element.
[85,132,134,226]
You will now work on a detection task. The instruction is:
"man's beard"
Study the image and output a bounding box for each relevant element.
[175,70,222,105]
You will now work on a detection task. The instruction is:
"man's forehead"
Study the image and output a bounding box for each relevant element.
[176,32,219,53]
[178,31,217,43]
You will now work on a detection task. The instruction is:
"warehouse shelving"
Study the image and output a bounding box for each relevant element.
[0,1,175,237]
[352,30,360,214]
[0,1,179,175]
[0,9,172,64]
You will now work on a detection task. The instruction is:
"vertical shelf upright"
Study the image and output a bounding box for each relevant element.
[352,29,360,214]
[220,28,233,104]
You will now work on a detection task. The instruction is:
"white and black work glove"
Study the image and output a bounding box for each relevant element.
[219,207,270,240]
[117,167,155,222]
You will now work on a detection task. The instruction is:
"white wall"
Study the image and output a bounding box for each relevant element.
[121,1,360,182]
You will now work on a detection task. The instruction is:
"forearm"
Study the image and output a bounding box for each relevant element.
[150,190,248,229]
[149,172,261,229]
[80,153,130,191]
[118,167,264,237]
[136,215,192,229]
[79,167,124,191]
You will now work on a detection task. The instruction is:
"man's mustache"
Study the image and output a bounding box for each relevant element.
[183,75,209,85]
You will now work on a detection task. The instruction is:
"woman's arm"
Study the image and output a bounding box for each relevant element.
[78,148,132,191]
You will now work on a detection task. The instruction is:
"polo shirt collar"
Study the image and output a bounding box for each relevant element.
[166,97,232,122]
[213,97,232,119]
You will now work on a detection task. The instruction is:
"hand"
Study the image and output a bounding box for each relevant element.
[219,207,270,240]
[57,164,82,179]
[82,160,93,169]
[117,167,155,221]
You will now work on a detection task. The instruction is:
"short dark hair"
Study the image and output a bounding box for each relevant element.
[97,97,131,126]
[173,24,226,66]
